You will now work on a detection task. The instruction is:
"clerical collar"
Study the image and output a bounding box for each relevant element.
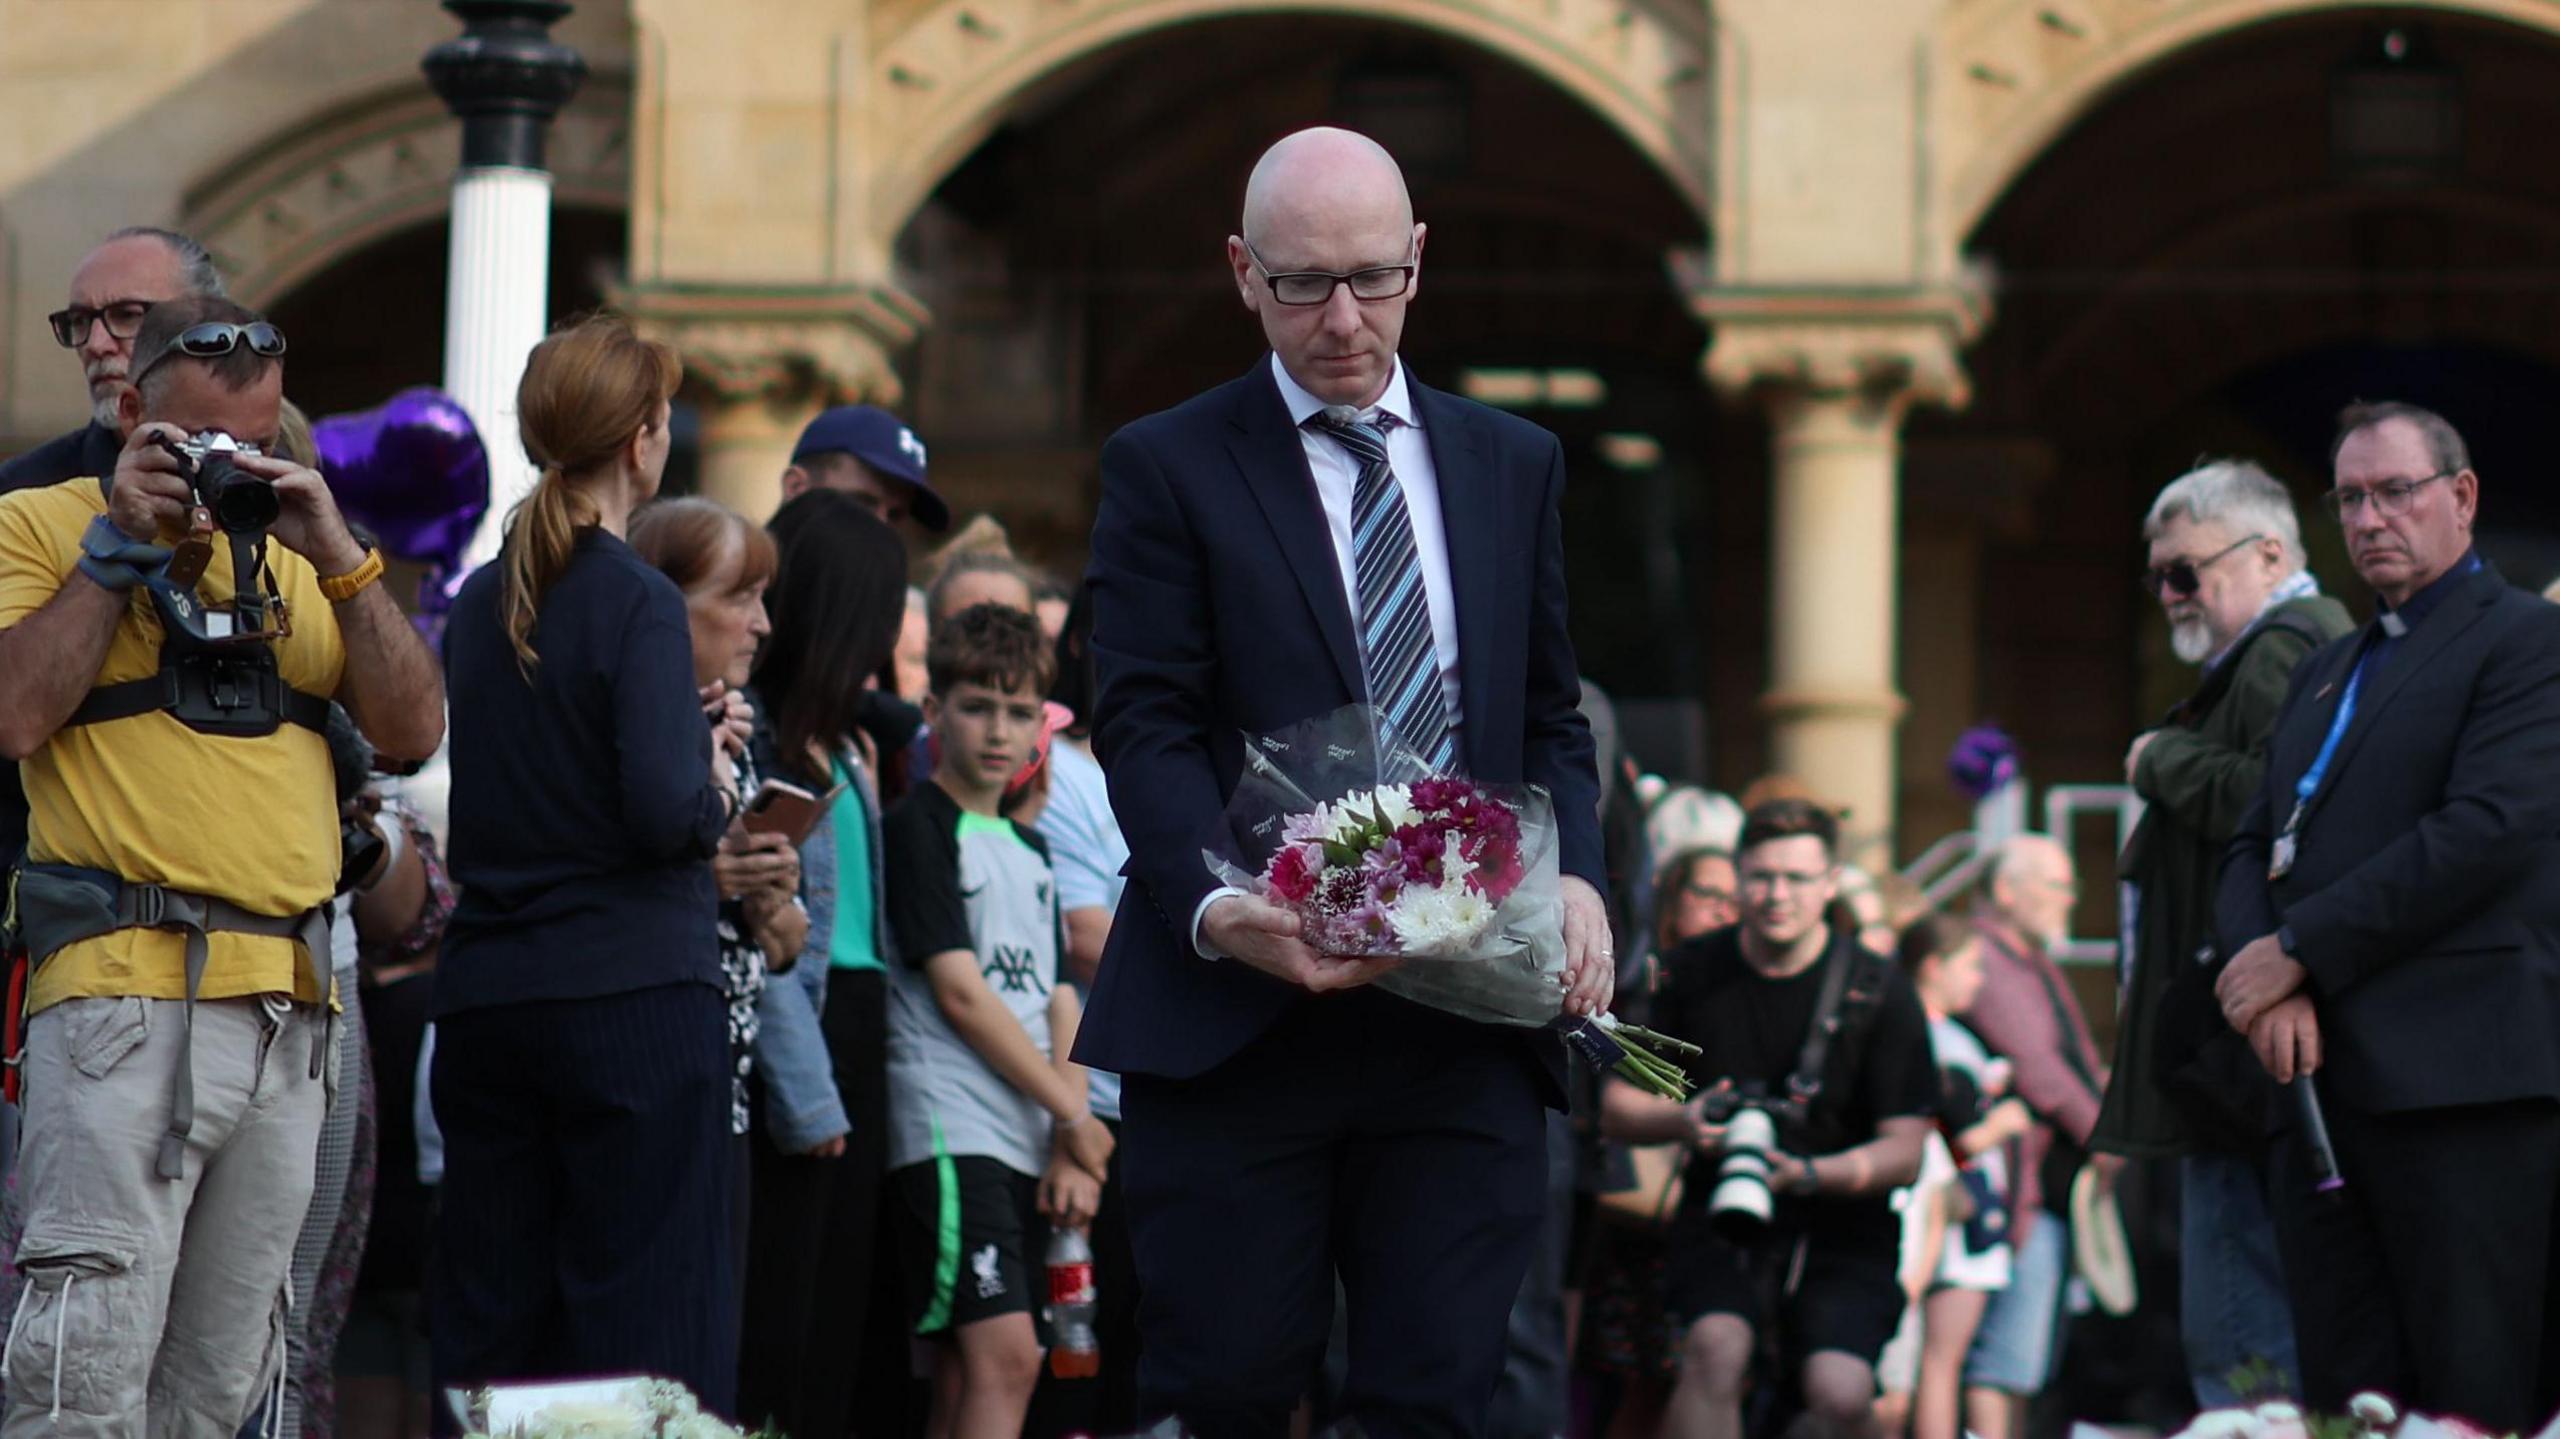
[2375,549,2480,638]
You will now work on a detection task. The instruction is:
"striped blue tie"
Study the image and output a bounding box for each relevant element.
[1312,406,1456,772]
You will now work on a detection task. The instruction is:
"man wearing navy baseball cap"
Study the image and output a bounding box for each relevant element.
[779,404,951,531]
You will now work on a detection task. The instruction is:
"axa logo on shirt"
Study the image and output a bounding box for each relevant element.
[972,1244,1004,1299]
[984,944,1047,994]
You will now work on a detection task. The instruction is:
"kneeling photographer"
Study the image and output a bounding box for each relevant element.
[0,296,443,1434]
[1604,799,1937,1439]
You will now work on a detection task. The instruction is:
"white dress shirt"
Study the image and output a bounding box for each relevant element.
[1268,352,1465,730]
[1194,354,1468,957]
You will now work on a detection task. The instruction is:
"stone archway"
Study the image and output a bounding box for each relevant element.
[177,77,631,312]
[1934,0,2560,246]
[861,0,1715,260]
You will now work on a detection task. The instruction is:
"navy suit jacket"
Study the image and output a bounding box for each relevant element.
[2217,562,2560,1116]
[1075,357,1604,1089]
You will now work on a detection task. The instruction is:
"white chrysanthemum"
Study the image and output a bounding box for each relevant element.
[1373,783,1418,831]
[1386,880,1496,955]
[1326,796,1370,845]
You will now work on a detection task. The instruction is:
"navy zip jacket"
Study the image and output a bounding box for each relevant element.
[436,528,730,1015]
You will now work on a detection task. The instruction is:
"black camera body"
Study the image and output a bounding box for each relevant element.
[1699,1078,1817,1147]
[167,431,279,534]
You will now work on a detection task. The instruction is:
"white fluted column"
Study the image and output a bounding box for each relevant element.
[424,0,585,567]
[448,168,553,567]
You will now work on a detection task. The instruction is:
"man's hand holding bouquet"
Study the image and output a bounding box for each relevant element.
[1203,705,1697,1097]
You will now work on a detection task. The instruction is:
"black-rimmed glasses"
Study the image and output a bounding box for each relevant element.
[2140,533,2264,599]
[2325,473,2449,522]
[131,321,288,384]
[1246,241,1417,307]
[47,300,155,349]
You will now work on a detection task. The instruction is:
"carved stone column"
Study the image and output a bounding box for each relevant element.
[1689,282,1989,862]
[615,282,930,520]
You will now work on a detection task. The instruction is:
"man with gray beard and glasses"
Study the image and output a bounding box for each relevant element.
[2,228,227,501]
[0,228,227,872]
[2095,459,2350,1407]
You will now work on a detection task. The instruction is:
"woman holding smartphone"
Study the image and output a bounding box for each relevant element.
[432,314,743,1415]
[629,499,809,1381]
[734,489,911,1439]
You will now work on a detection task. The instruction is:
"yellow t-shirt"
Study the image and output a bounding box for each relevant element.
[0,477,344,1012]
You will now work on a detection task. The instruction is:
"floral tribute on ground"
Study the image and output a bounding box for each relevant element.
[1207,704,1697,1098]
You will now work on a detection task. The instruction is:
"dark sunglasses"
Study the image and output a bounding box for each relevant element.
[2139,533,2263,599]
[47,300,155,349]
[131,321,288,385]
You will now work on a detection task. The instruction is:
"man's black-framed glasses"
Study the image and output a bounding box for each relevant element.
[1246,241,1417,307]
[2140,532,2264,599]
[131,322,288,385]
[2325,473,2450,523]
[47,300,155,349]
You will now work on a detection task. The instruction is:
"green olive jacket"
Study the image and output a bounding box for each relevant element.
[2093,592,2354,1157]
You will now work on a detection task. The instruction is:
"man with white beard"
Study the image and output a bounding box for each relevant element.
[0,229,225,871]
[1,229,227,499]
[2094,458,2350,1406]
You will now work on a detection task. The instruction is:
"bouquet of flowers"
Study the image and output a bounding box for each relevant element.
[1208,704,1697,1097]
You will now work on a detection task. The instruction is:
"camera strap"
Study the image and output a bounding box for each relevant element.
[1786,933,1860,1106]
[63,539,326,738]
[1783,931,1892,1149]
[69,668,329,735]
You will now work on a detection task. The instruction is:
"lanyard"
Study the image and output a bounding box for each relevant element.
[2292,644,2375,811]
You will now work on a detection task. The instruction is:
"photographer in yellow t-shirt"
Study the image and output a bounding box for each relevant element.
[0,295,442,1436]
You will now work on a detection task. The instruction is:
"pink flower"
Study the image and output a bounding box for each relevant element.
[1412,778,1471,815]
[1267,843,1321,904]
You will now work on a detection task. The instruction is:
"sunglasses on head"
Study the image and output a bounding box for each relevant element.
[131,322,287,385]
[2139,533,2263,599]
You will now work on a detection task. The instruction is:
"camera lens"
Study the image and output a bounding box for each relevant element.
[1708,1107,1780,1241]
[195,456,279,534]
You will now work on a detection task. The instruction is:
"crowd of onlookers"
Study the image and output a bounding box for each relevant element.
[7,221,2559,1439]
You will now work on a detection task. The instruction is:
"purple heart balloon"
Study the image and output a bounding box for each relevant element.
[1947,723,2023,800]
[311,387,489,618]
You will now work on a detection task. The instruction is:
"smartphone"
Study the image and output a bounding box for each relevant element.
[740,778,835,845]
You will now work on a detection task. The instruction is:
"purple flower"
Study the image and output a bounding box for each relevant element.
[1393,825,1447,882]
[1361,837,1407,877]
[1341,900,1394,947]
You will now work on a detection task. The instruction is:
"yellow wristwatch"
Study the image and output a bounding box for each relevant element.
[319,544,386,603]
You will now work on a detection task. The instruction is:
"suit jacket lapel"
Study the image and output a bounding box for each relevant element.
[1226,359,1364,697]
[1414,380,1496,769]
[2313,566,2499,808]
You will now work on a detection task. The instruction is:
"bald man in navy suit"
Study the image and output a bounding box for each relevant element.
[1076,128,1613,1439]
